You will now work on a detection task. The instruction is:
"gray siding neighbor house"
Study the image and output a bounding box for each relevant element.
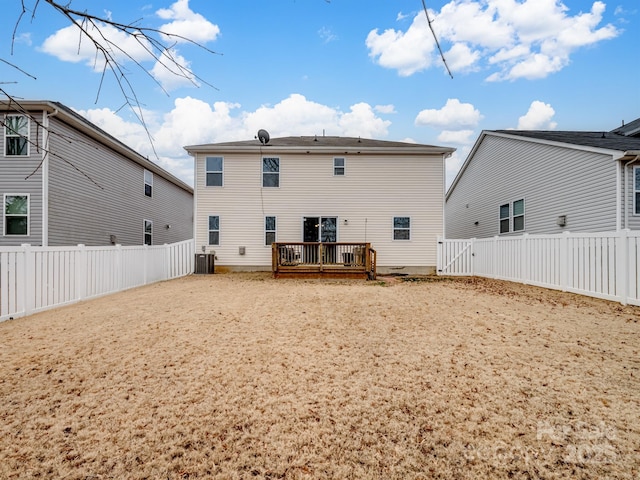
[186,135,454,274]
[1,100,193,247]
[445,121,640,239]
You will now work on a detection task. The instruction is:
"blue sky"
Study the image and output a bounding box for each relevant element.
[1,0,638,186]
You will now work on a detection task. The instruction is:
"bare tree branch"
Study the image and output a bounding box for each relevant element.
[2,0,222,185]
[421,0,453,79]
[0,91,105,189]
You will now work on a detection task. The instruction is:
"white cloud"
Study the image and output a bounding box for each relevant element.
[156,0,221,43]
[80,94,392,186]
[415,98,483,129]
[445,147,471,189]
[318,27,338,43]
[517,101,558,129]
[367,0,619,81]
[41,23,153,70]
[438,129,475,144]
[375,104,396,114]
[416,99,480,187]
[15,33,32,46]
[150,48,198,91]
[366,14,436,76]
[338,103,391,138]
[40,0,219,90]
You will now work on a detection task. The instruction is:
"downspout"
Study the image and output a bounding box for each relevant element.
[442,151,453,239]
[616,157,622,231]
[42,107,59,246]
[624,157,639,229]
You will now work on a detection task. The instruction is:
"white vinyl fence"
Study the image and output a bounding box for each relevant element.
[437,230,640,306]
[0,240,195,322]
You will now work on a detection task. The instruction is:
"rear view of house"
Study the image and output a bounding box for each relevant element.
[1,100,193,247]
[445,120,640,239]
[186,134,454,275]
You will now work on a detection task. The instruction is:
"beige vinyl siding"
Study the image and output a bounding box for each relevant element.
[47,117,193,246]
[0,112,44,246]
[446,135,617,239]
[195,152,444,270]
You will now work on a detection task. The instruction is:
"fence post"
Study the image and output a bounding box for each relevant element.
[492,236,498,279]
[521,233,529,284]
[559,232,570,292]
[436,236,442,274]
[75,244,87,301]
[21,244,34,317]
[470,238,476,276]
[143,244,149,285]
[616,229,629,305]
[164,243,171,280]
[115,244,123,291]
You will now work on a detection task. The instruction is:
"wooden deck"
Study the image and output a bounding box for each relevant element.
[272,242,376,280]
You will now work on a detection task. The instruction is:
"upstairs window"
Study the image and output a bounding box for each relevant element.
[635,166,640,215]
[206,156,223,187]
[500,199,525,233]
[499,203,510,233]
[208,215,220,245]
[393,217,411,240]
[144,219,152,245]
[334,157,345,176]
[265,216,276,246]
[4,194,29,236]
[513,199,525,231]
[4,115,29,156]
[144,169,153,197]
[262,157,279,187]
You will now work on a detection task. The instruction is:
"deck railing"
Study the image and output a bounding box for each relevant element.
[272,242,376,279]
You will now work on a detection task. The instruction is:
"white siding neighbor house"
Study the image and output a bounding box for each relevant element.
[185,135,454,274]
[445,120,640,239]
[1,100,193,247]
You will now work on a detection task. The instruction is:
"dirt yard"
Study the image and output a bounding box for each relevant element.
[0,273,638,479]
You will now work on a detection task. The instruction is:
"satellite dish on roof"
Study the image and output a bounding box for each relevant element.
[257,129,270,144]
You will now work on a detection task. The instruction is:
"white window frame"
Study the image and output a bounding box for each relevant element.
[143,219,152,245]
[634,166,640,215]
[3,193,30,236]
[393,216,411,241]
[262,157,280,187]
[144,169,153,197]
[265,216,276,246]
[4,115,30,156]
[499,199,525,234]
[512,199,525,232]
[205,156,224,187]
[208,215,220,245]
[334,157,345,176]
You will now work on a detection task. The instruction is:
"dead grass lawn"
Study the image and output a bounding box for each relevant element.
[0,273,639,479]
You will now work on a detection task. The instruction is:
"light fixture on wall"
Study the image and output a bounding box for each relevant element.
[343,219,349,225]
[165,224,171,229]
[557,215,567,227]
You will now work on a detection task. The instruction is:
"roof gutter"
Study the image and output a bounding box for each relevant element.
[41,107,59,246]
[184,144,455,156]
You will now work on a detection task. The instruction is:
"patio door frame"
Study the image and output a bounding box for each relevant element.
[302,216,338,242]
[302,216,338,263]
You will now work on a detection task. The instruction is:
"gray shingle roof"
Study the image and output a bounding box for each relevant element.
[610,117,640,137]
[493,129,640,152]
[185,135,455,154]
